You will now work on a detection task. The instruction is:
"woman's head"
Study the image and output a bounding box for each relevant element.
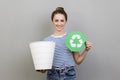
[51,7,67,21]
[51,7,67,32]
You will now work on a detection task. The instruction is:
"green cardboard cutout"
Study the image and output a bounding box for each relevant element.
[66,31,86,52]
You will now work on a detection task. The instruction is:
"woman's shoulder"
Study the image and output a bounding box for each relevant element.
[44,35,53,41]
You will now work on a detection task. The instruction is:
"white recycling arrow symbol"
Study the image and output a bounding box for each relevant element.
[69,34,83,48]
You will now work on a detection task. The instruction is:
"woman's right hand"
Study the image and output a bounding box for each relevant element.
[36,70,47,73]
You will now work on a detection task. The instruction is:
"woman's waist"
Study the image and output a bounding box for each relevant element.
[52,66,74,70]
[52,60,75,68]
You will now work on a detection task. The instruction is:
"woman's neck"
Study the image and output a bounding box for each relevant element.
[53,30,66,36]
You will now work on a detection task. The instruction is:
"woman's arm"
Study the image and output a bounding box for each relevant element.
[73,41,92,65]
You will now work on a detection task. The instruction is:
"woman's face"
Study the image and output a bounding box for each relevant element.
[52,13,67,32]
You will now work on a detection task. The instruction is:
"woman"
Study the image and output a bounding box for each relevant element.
[38,7,92,80]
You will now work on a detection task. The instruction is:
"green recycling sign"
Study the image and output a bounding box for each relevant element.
[65,31,86,52]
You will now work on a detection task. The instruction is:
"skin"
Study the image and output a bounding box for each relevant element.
[52,14,67,36]
[73,41,92,65]
[37,13,92,73]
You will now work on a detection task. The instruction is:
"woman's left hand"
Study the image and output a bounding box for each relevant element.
[85,41,92,51]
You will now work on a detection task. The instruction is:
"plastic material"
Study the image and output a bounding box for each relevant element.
[29,41,55,70]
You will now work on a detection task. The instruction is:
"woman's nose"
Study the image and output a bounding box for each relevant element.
[58,21,62,25]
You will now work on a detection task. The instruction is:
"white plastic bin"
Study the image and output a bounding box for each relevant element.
[29,41,55,70]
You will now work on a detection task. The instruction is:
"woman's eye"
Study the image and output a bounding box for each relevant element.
[61,20,64,22]
[55,20,58,22]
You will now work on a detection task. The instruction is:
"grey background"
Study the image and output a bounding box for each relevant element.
[0,0,120,80]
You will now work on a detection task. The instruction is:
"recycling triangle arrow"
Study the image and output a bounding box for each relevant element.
[65,31,86,52]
